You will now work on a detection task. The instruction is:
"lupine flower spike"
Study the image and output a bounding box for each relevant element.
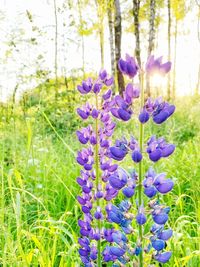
[76,54,175,266]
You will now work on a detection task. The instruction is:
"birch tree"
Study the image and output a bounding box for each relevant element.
[167,0,171,100]
[114,0,124,95]
[53,0,58,100]
[132,0,141,67]
[146,0,156,97]
[95,0,105,69]
[107,0,116,92]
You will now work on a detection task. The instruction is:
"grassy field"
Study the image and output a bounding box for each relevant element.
[0,95,200,266]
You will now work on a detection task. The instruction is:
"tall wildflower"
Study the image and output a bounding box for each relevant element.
[76,54,175,266]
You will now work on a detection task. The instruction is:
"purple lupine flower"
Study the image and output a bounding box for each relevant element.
[110,91,137,122]
[139,109,150,123]
[152,101,175,124]
[146,55,172,76]
[118,54,139,78]
[136,213,147,225]
[154,174,174,194]
[76,71,121,266]
[154,251,172,263]
[109,137,128,161]
[102,89,112,100]
[152,206,170,225]
[77,103,92,120]
[90,245,98,260]
[99,69,114,86]
[139,97,175,124]
[123,83,140,104]
[147,136,175,162]
[94,207,103,220]
[122,187,135,198]
[143,168,174,197]
[77,78,93,94]
[110,246,125,257]
[131,150,143,163]
[136,205,147,225]
[158,229,173,241]
[151,238,165,251]
[109,168,128,190]
[129,136,142,163]
[76,56,176,265]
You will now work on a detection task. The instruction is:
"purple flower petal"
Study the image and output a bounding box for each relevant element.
[77,196,86,205]
[91,109,99,118]
[103,89,112,100]
[110,247,125,257]
[132,150,143,163]
[153,213,168,225]
[156,179,174,194]
[139,110,150,123]
[126,62,137,78]
[77,85,85,94]
[76,177,87,186]
[168,104,175,116]
[109,211,121,224]
[154,251,172,263]
[149,149,162,162]
[82,206,91,214]
[118,59,127,73]
[162,144,175,157]
[93,83,102,94]
[136,213,147,225]
[110,108,120,119]
[79,248,90,256]
[144,186,157,198]
[105,77,114,86]
[158,229,173,240]
[118,108,131,121]
[77,108,88,120]
[84,164,92,171]
[152,239,165,251]
[153,111,169,124]
[122,187,135,198]
[110,147,126,161]
[109,175,126,190]
[160,61,172,75]
[99,69,107,80]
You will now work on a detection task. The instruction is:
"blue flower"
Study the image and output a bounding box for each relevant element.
[154,251,172,263]
[118,54,139,78]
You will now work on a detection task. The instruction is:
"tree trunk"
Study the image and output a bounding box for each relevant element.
[78,0,85,75]
[114,0,124,95]
[107,1,116,92]
[133,0,141,67]
[53,0,58,100]
[167,0,171,100]
[146,0,156,97]
[172,19,178,99]
[11,84,19,115]
[95,0,105,69]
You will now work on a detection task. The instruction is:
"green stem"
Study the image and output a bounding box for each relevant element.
[138,71,144,267]
[95,95,101,267]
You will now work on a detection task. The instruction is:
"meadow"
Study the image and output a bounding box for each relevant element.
[0,93,199,266]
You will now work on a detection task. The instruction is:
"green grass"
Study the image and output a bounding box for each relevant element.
[0,96,200,266]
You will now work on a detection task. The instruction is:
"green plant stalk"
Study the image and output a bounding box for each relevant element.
[138,71,144,267]
[95,95,101,267]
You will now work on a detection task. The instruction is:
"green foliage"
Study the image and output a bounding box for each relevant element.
[0,95,200,266]
[171,0,186,21]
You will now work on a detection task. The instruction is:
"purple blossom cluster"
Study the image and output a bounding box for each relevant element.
[76,54,175,266]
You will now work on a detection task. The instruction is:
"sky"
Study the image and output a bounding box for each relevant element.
[0,0,200,102]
